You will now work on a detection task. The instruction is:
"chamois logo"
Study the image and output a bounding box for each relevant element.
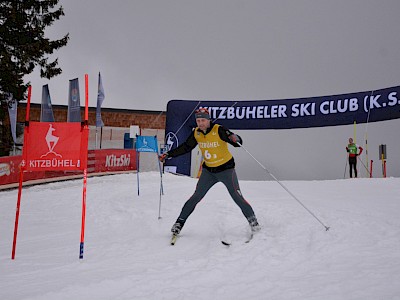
[41,124,62,158]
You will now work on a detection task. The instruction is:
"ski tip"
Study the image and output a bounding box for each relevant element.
[245,233,254,243]
[221,240,231,246]
[170,234,178,245]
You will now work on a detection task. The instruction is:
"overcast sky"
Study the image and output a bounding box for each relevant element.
[24,0,400,180]
[26,0,400,111]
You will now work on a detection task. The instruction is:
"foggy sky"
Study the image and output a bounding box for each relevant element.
[24,0,400,180]
[26,0,400,111]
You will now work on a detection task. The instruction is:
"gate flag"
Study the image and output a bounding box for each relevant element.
[67,78,81,122]
[22,122,88,171]
[135,135,164,218]
[96,72,105,127]
[40,84,55,122]
[135,135,158,153]
[165,85,400,176]
[13,76,91,260]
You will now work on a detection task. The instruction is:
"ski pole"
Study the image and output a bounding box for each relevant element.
[357,156,371,177]
[238,142,330,231]
[343,155,348,179]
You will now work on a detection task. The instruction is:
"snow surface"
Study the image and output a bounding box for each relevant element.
[1,172,400,300]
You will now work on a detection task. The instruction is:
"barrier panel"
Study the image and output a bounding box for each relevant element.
[0,149,137,188]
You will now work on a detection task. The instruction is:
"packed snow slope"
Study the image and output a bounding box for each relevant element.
[1,172,400,300]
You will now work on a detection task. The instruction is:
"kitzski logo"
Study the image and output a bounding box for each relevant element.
[105,154,131,167]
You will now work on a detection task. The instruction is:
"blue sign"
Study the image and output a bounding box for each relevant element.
[135,136,158,153]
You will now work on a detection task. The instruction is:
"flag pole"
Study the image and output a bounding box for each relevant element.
[156,135,164,219]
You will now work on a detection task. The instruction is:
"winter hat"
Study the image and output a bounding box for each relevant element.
[195,108,210,120]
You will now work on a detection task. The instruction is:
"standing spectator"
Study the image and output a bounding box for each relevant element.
[346,138,363,178]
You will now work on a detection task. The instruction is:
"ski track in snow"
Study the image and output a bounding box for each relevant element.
[1,172,400,300]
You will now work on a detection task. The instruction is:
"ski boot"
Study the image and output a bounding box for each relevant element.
[248,216,261,232]
[171,219,185,235]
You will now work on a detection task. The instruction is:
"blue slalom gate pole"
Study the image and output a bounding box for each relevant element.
[157,155,164,219]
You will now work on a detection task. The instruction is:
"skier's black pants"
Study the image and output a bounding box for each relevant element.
[177,168,256,223]
[349,156,357,178]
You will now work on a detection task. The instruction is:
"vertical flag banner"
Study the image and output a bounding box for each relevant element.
[7,96,17,144]
[67,78,81,122]
[40,84,55,122]
[96,72,105,127]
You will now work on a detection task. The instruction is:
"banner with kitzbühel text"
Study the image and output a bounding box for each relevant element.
[22,122,88,171]
[164,85,400,176]
[67,78,81,122]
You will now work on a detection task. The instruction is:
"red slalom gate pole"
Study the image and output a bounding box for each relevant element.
[370,160,373,178]
[12,168,24,259]
[383,160,387,178]
[12,86,31,259]
[79,74,89,259]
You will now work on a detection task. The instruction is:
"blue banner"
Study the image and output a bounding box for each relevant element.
[96,72,105,127]
[67,78,81,122]
[135,136,159,153]
[7,96,17,144]
[165,85,400,175]
[40,84,55,122]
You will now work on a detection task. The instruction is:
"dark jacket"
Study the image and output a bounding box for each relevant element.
[167,123,242,173]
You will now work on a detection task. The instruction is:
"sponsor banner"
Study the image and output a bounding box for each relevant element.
[0,156,60,185]
[92,149,137,172]
[165,85,400,175]
[7,97,17,143]
[40,84,55,122]
[67,78,81,122]
[22,122,88,171]
[135,136,158,153]
[96,72,105,127]
[0,150,137,186]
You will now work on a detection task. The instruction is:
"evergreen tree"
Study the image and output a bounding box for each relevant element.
[0,0,68,155]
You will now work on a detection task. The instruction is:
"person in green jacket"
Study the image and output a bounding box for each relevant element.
[346,138,363,178]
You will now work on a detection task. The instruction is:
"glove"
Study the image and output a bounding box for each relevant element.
[229,134,240,143]
[159,153,168,162]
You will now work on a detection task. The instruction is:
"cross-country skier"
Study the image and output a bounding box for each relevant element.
[159,107,260,236]
[346,137,363,178]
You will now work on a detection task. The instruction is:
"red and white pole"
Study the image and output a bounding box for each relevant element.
[79,74,89,259]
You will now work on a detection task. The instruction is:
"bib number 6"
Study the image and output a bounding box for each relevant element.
[204,150,212,160]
